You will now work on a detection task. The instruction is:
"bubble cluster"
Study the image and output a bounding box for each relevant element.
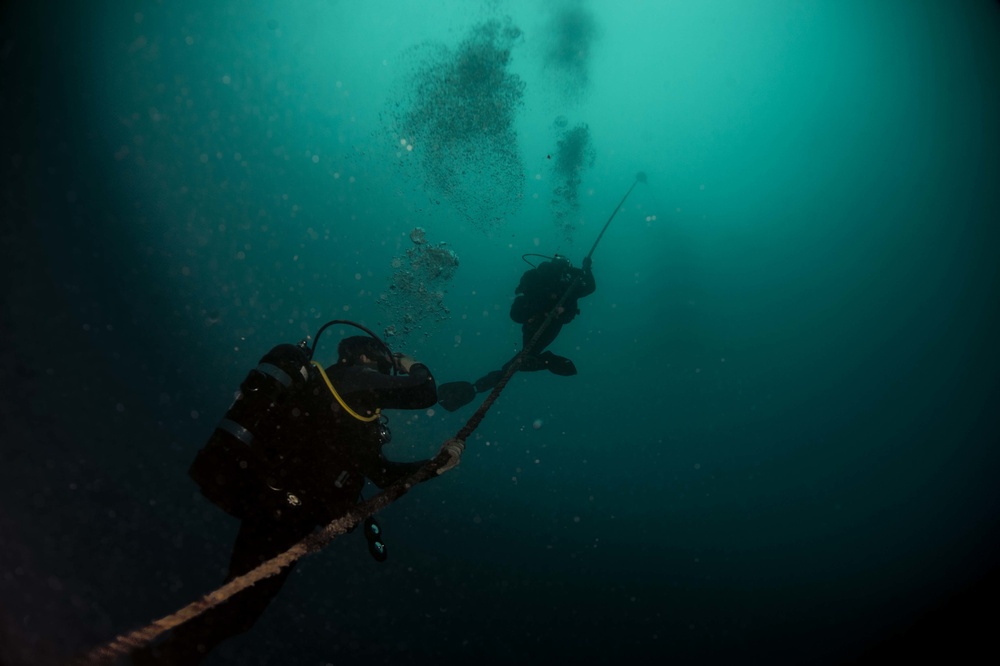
[551,123,595,239]
[378,227,460,343]
[543,1,598,98]
[390,20,526,233]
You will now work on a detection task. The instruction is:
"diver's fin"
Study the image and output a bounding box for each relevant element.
[437,381,478,412]
[473,370,504,393]
[518,354,546,372]
[538,351,577,376]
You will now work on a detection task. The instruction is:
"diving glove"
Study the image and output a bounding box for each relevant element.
[437,438,465,474]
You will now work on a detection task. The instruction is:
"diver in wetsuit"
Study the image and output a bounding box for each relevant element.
[437,254,595,411]
[135,335,462,665]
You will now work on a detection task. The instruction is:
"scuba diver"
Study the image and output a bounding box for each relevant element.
[437,253,595,412]
[134,323,463,665]
[435,172,648,413]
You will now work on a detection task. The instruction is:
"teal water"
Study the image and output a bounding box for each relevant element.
[2,1,998,664]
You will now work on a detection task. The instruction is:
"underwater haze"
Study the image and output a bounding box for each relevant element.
[2,0,999,664]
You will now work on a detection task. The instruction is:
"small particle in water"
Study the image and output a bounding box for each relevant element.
[532,418,543,429]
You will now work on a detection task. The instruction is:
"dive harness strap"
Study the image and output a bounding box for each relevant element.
[311,360,381,423]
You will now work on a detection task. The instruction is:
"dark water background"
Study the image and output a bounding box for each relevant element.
[2,1,999,664]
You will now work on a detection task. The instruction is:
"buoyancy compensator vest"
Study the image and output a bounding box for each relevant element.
[189,341,313,519]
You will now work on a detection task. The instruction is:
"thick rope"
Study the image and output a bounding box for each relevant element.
[74,278,583,666]
[74,448,453,665]
[456,274,581,440]
[586,172,644,261]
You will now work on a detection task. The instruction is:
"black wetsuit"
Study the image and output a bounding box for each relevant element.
[135,362,436,665]
[472,258,595,393]
[510,258,596,353]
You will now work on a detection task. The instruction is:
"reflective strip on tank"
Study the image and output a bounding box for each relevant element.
[217,418,254,446]
[255,362,294,387]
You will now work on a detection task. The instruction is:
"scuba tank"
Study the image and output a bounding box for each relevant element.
[189,341,313,519]
[188,319,400,561]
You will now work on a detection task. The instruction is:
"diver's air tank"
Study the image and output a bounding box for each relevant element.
[189,341,312,518]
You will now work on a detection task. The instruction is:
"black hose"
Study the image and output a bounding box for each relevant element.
[310,319,397,374]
